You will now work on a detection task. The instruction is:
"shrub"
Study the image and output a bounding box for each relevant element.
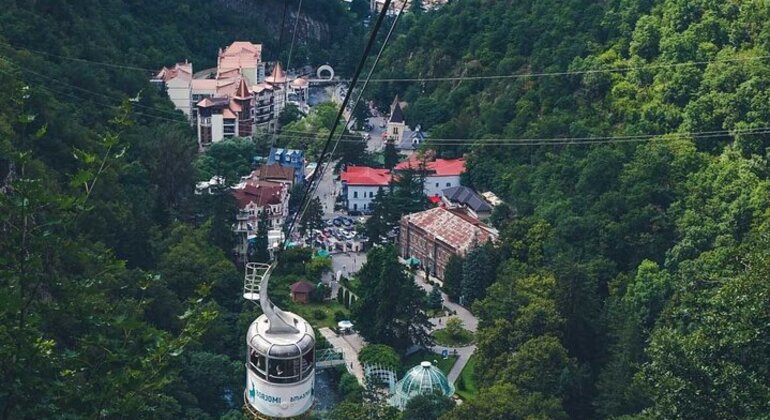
[312,309,327,320]
[334,310,347,322]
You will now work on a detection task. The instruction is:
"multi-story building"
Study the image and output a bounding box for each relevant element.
[195,78,255,147]
[441,185,493,219]
[151,62,193,118]
[339,166,392,212]
[232,180,289,257]
[267,147,306,186]
[399,207,497,280]
[153,41,289,149]
[394,156,465,197]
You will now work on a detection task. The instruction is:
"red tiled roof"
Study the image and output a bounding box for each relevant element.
[232,183,283,209]
[154,62,192,82]
[218,41,262,72]
[234,78,252,99]
[290,281,314,293]
[252,164,295,182]
[191,79,218,91]
[403,207,496,253]
[394,157,465,177]
[340,166,391,186]
[265,62,287,84]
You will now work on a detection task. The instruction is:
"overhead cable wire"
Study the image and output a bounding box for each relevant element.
[336,55,770,83]
[281,0,395,254]
[294,0,409,228]
[285,0,304,73]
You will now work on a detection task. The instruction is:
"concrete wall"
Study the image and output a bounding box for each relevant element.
[211,114,224,143]
[424,175,461,197]
[166,77,191,118]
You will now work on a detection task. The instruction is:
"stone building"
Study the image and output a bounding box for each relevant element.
[399,207,497,280]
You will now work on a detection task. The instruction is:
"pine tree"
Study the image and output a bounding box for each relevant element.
[253,210,271,262]
[443,254,464,302]
[427,286,443,310]
[300,197,324,236]
[384,139,400,170]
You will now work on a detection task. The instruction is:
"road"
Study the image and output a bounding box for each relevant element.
[319,327,366,385]
[413,268,479,384]
[364,116,388,153]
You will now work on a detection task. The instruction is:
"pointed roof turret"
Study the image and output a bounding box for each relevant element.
[390,96,404,124]
[233,77,252,100]
[265,62,287,85]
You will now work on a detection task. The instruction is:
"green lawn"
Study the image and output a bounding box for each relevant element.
[455,354,478,401]
[287,301,350,329]
[432,327,475,347]
[401,350,457,377]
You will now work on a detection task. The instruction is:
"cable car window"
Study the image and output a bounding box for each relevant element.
[301,349,314,378]
[249,349,267,379]
[269,358,301,383]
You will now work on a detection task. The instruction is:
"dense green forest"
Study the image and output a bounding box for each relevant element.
[2,0,770,418]
[0,1,361,418]
[369,0,770,418]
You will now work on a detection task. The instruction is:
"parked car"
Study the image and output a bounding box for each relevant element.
[348,210,361,216]
[332,218,343,227]
[342,218,353,227]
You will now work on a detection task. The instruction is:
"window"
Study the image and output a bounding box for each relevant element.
[393,127,399,135]
[369,191,374,198]
[446,182,451,187]
[353,191,358,198]
[249,350,267,379]
[301,349,314,379]
[353,203,358,210]
[435,183,439,187]
[268,357,301,384]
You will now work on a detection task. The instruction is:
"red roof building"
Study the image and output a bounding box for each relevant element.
[394,157,466,197]
[399,207,497,280]
[340,166,393,212]
[340,166,392,186]
[290,281,315,304]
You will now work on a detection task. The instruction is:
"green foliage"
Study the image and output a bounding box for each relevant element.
[300,196,325,236]
[358,344,401,371]
[383,140,400,170]
[252,209,270,263]
[305,255,332,282]
[339,372,365,402]
[426,286,443,310]
[442,254,463,302]
[403,392,454,420]
[195,137,257,185]
[351,245,433,352]
[444,317,464,339]
[278,103,302,126]
[312,309,327,320]
[442,382,567,420]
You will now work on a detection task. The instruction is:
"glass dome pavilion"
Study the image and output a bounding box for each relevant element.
[390,361,455,409]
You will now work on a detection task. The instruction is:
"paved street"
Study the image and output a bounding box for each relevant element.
[320,327,366,385]
[413,268,479,384]
[365,116,388,153]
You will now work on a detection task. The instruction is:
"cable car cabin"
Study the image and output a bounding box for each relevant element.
[245,313,316,418]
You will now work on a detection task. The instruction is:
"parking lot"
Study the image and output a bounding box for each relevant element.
[306,215,367,254]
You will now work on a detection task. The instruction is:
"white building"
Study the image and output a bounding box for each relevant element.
[151,62,193,118]
[394,157,465,197]
[339,166,392,212]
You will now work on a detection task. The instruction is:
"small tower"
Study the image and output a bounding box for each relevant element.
[233,78,254,137]
[243,262,316,418]
[387,96,406,145]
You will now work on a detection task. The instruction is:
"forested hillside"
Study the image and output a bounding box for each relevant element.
[3,0,770,418]
[0,1,360,418]
[373,0,770,418]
